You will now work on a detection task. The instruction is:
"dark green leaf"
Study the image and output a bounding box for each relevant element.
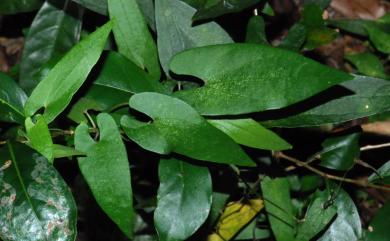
[171,43,352,115]
[207,119,291,151]
[208,192,229,226]
[193,0,260,20]
[245,15,268,44]
[303,0,330,10]
[262,2,274,16]
[364,22,390,54]
[24,21,112,123]
[279,23,307,52]
[319,133,360,171]
[261,177,296,241]
[121,92,254,166]
[25,115,53,163]
[264,75,390,127]
[345,52,388,79]
[19,1,83,93]
[73,0,108,15]
[108,0,160,79]
[0,72,27,124]
[305,27,338,50]
[0,142,76,241]
[235,219,271,240]
[154,158,212,241]
[366,201,390,241]
[368,161,390,185]
[326,19,368,36]
[75,113,134,238]
[155,0,233,76]
[0,0,43,14]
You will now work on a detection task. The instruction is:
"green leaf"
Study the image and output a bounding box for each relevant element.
[295,196,337,241]
[364,22,390,54]
[19,1,83,94]
[235,219,271,240]
[0,72,27,124]
[279,23,307,52]
[24,21,112,124]
[108,0,160,79]
[154,158,212,241]
[368,161,390,185]
[170,43,352,115]
[121,92,254,166]
[345,52,388,79]
[366,201,390,241]
[264,75,390,127]
[25,115,54,163]
[0,0,42,14]
[245,15,268,44]
[303,0,330,10]
[155,0,233,76]
[0,142,77,241]
[207,119,291,151]
[52,144,84,158]
[261,177,296,241]
[326,19,368,36]
[319,133,360,171]
[73,0,108,15]
[318,188,362,241]
[193,0,260,20]
[208,192,230,226]
[75,113,134,238]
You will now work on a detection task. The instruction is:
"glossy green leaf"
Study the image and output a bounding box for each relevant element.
[121,92,254,166]
[171,43,352,115]
[245,15,268,44]
[193,0,260,20]
[154,158,212,241]
[261,177,296,241]
[108,0,160,79]
[0,72,27,124]
[318,188,362,241]
[19,1,83,93]
[0,0,42,14]
[366,201,390,241]
[25,115,53,163]
[345,52,388,79]
[0,142,77,241]
[207,119,291,151]
[368,161,390,185]
[75,113,134,238]
[264,75,390,127]
[52,144,84,159]
[295,196,337,241]
[73,0,107,15]
[208,192,229,226]
[155,0,233,76]
[279,23,307,52]
[319,133,360,171]
[24,21,112,123]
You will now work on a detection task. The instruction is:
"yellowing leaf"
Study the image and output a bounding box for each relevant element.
[208,199,264,241]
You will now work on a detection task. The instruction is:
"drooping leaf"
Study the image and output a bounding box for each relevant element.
[366,201,390,241]
[75,113,134,238]
[0,72,27,124]
[368,161,390,185]
[345,52,388,79]
[319,133,360,171]
[154,158,212,241]
[170,43,352,115]
[261,177,296,241]
[25,115,53,163]
[0,0,43,14]
[193,0,260,20]
[52,144,84,159]
[155,0,233,76]
[245,15,268,44]
[0,142,77,241]
[207,119,291,151]
[121,92,254,166]
[265,75,390,128]
[108,0,160,79]
[207,199,264,241]
[19,1,83,94]
[24,21,112,123]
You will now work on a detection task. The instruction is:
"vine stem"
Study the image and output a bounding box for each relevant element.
[360,142,390,151]
[276,152,390,192]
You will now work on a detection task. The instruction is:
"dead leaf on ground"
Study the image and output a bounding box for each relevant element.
[330,0,388,20]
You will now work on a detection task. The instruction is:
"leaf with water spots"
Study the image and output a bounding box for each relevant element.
[0,142,77,241]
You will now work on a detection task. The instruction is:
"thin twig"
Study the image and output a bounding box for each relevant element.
[360,142,390,151]
[276,152,390,192]
[355,159,382,179]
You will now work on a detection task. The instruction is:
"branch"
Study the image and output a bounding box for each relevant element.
[360,142,390,151]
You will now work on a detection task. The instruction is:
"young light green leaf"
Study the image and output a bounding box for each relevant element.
[24,21,112,123]
[366,201,390,241]
[154,158,212,241]
[207,119,291,151]
[0,142,77,241]
[19,1,83,93]
[0,0,42,14]
[345,52,388,79]
[0,72,27,124]
[108,0,160,79]
[155,0,233,76]
[52,144,84,159]
[193,0,260,20]
[171,43,352,115]
[25,115,53,163]
[75,113,134,238]
[368,161,390,185]
[245,15,268,44]
[121,92,255,166]
[319,133,360,171]
[261,177,296,241]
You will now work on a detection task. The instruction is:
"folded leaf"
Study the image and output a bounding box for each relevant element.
[25,115,54,163]
[171,43,352,115]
